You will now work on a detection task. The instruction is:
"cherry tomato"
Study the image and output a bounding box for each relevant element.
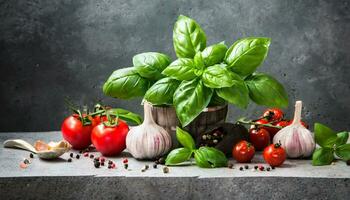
[262,108,284,122]
[61,115,95,150]
[253,118,278,138]
[263,143,286,167]
[91,120,129,156]
[232,140,255,163]
[249,128,270,151]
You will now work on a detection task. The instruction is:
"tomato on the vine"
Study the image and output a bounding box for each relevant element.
[262,108,284,122]
[263,143,286,167]
[91,119,129,156]
[232,140,255,163]
[61,114,95,150]
[92,115,108,126]
[249,128,270,151]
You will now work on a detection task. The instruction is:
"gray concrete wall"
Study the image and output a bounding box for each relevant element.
[0,0,349,131]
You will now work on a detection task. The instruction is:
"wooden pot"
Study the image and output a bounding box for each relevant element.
[150,104,228,149]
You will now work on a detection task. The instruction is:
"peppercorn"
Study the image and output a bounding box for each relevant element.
[145,165,149,170]
[163,167,169,173]
[259,166,264,171]
[83,153,89,157]
[123,158,128,164]
[267,167,271,171]
[100,157,105,162]
[254,166,258,170]
[29,153,34,158]
[101,162,104,166]
[70,153,74,158]
[347,160,350,166]
[108,160,113,165]
[124,164,128,169]
[239,167,243,171]
[79,150,83,154]
[94,157,99,162]
[271,166,275,170]
[108,165,112,169]
[94,161,100,168]
[244,165,249,169]
[76,154,80,159]
[227,163,233,169]
[153,164,157,169]
[23,159,30,164]
[67,158,72,162]
[90,154,94,159]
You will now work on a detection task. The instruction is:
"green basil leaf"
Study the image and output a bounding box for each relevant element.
[144,77,180,105]
[176,127,195,150]
[312,147,334,166]
[225,37,270,77]
[165,147,193,166]
[194,147,228,168]
[108,108,142,125]
[314,123,338,148]
[336,132,349,146]
[162,58,197,81]
[173,15,206,58]
[201,42,228,66]
[133,52,171,80]
[103,67,151,99]
[208,91,227,106]
[173,78,213,126]
[245,72,288,108]
[202,64,237,88]
[216,81,249,109]
[193,52,205,72]
[335,144,350,161]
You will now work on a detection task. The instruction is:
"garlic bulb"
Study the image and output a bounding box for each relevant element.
[126,101,172,159]
[273,101,315,158]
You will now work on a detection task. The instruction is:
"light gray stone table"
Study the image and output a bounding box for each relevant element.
[0,132,349,200]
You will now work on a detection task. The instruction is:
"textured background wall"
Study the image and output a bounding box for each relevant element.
[0,0,349,132]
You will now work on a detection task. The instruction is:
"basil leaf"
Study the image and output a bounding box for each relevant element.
[216,81,249,109]
[225,37,271,77]
[133,52,171,80]
[194,147,228,168]
[314,123,338,148]
[108,108,142,125]
[201,42,228,66]
[208,91,227,106]
[193,52,205,72]
[173,15,206,58]
[176,127,195,150]
[173,78,213,126]
[162,58,197,81]
[144,77,180,105]
[245,72,288,108]
[336,132,349,146]
[202,64,237,88]
[103,67,151,99]
[335,144,350,161]
[312,147,334,166]
[165,147,193,166]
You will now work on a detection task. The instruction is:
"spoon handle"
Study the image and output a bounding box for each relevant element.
[3,139,37,153]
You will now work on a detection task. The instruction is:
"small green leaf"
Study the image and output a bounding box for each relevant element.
[144,77,180,105]
[335,144,350,161]
[194,147,228,168]
[202,64,239,88]
[162,58,197,81]
[314,123,338,148]
[108,108,142,125]
[165,148,193,166]
[133,52,171,80]
[312,147,334,166]
[216,79,249,109]
[336,132,349,146]
[176,127,195,150]
[245,72,288,108]
[201,42,228,66]
[194,149,211,168]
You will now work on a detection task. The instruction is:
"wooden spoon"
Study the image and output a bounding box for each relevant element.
[3,139,69,159]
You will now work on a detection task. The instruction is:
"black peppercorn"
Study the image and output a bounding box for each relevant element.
[254,166,258,170]
[227,163,233,169]
[145,165,149,170]
[153,164,157,169]
[94,161,100,168]
[67,158,72,162]
[108,160,113,165]
[94,157,99,162]
[346,160,350,166]
[271,166,275,170]
[267,167,271,171]
[70,153,73,158]
[244,165,249,169]
[108,165,112,169]
[76,154,80,159]
[79,150,83,154]
[124,164,128,169]
[29,153,34,158]
[163,167,169,173]
[90,154,94,159]
[23,159,30,164]
[101,162,104,166]
[239,167,243,171]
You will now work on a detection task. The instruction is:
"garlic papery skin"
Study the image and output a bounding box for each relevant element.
[126,101,172,159]
[273,101,315,158]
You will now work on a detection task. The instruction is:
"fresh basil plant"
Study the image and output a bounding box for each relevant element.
[103,15,289,127]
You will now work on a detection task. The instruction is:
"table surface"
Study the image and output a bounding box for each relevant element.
[1,131,349,179]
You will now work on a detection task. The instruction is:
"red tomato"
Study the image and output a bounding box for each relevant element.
[92,115,108,126]
[254,118,279,139]
[91,120,129,156]
[249,128,270,151]
[61,115,95,150]
[262,108,284,122]
[232,140,255,163]
[263,143,286,167]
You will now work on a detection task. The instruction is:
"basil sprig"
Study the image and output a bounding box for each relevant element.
[165,127,228,168]
[312,123,350,166]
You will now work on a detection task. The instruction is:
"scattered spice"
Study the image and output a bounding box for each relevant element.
[108,160,113,165]
[145,165,149,170]
[347,160,350,166]
[227,163,233,169]
[123,158,128,164]
[239,167,243,171]
[259,166,264,171]
[124,163,128,169]
[267,167,271,171]
[83,153,89,157]
[163,167,169,173]
[254,166,258,170]
[70,153,74,158]
[29,153,34,158]
[76,154,80,159]
[23,159,30,165]
[94,161,100,168]
[89,154,94,159]
[101,162,105,166]
[100,157,105,163]
[271,166,275,170]
[67,158,72,162]
[153,164,158,169]
[244,165,249,169]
